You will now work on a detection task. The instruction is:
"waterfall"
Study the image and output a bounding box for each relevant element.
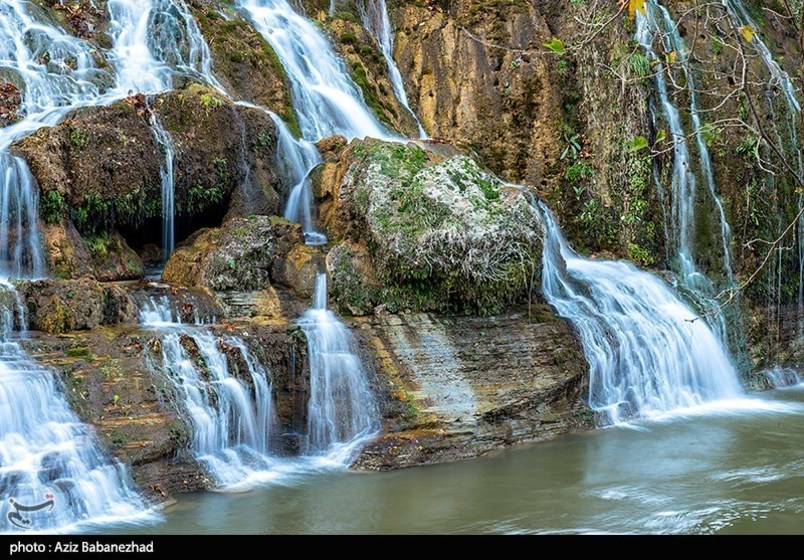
[149,115,176,261]
[139,297,280,488]
[0,283,153,533]
[272,115,327,245]
[156,331,278,488]
[358,0,427,137]
[237,0,393,142]
[108,0,223,94]
[298,274,379,459]
[533,199,743,425]
[636,2,736,337]
[0,0,110,279]
[764,367,803,389]
[0,0,232,530]
[720,0,803,324]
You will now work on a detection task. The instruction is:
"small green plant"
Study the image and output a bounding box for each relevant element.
[70,128,88,149]
[543,37,565,56]
[560,131,582,160]
[199,93,224,113]
[40,190,67,224]
[256,132,273,148]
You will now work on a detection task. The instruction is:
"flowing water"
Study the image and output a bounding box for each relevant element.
[297,275,379,458]
[149,115,177,261]
[238,0,393,143]
[0,283,154,533]
[721,0,803,324]
[153,329,281,489]
[108,0,223,94]
[238,0,400,240]
[636,2,736,338]
[107,388,804,535]
[534,199,742,425]
[0,0,229,531]
[359,0,426,137]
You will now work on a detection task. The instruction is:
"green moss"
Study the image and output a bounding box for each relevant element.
[199,92,225,113]
[348,60,397,126]
[66,347,94,359]
[346,142,540,315]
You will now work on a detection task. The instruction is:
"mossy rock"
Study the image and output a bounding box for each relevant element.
[323,139,542,315]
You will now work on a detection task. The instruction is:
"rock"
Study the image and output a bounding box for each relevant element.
[22,320,309,496]
[351,308,592,470]
[14,84,281,282]
[319,139,542,315]
[0,82,21,127]
[17,278,105,334]
[392,0,563,185]
[163,216,307,292]
[84,232,146,282]
[188,0,297,134]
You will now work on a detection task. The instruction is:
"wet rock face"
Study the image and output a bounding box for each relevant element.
[188,0,298,132]
[391,0,562,185]
[13,85,280,281]
[22,320,310,497]
[352,308,592,469]
[317,138,542,315]
[0,82,21,127]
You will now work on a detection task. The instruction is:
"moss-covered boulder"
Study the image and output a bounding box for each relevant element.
[319,139,542,315]
[163,216,319,294]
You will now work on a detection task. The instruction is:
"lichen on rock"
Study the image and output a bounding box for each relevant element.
[321,139,542,315]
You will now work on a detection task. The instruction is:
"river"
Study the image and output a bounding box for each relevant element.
[104,387,803,534]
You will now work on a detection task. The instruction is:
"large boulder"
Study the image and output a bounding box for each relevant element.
[317,139,543,315]
[163,216,322,295]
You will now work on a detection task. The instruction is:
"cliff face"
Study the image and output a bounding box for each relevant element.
[3,0,801,504]
[391,0,563,187]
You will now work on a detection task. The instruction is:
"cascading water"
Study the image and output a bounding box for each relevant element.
[238,0,392,142]
[149,115,176,261]
[358,0,426,137]
[108,0,223,94]
[0,283,153,533]
[156,330,279,488]
[532,199,743,425]
[0,0,233,530]
[273,116,326,244]
[636,2,736,337]
[764,367,803,389]
[139,297,282,488]
[297,274,379,459]
[0,0,110,279]
[721,0,803,326]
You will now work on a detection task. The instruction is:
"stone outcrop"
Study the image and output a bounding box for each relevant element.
[23,320,310,497]
[315,138,542,315]
[352,308,591,469]
[13,85,280,281]
[391,0,563,186]
[189,0,298,133]
[16,277,137,334]
[163,216,324,297]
